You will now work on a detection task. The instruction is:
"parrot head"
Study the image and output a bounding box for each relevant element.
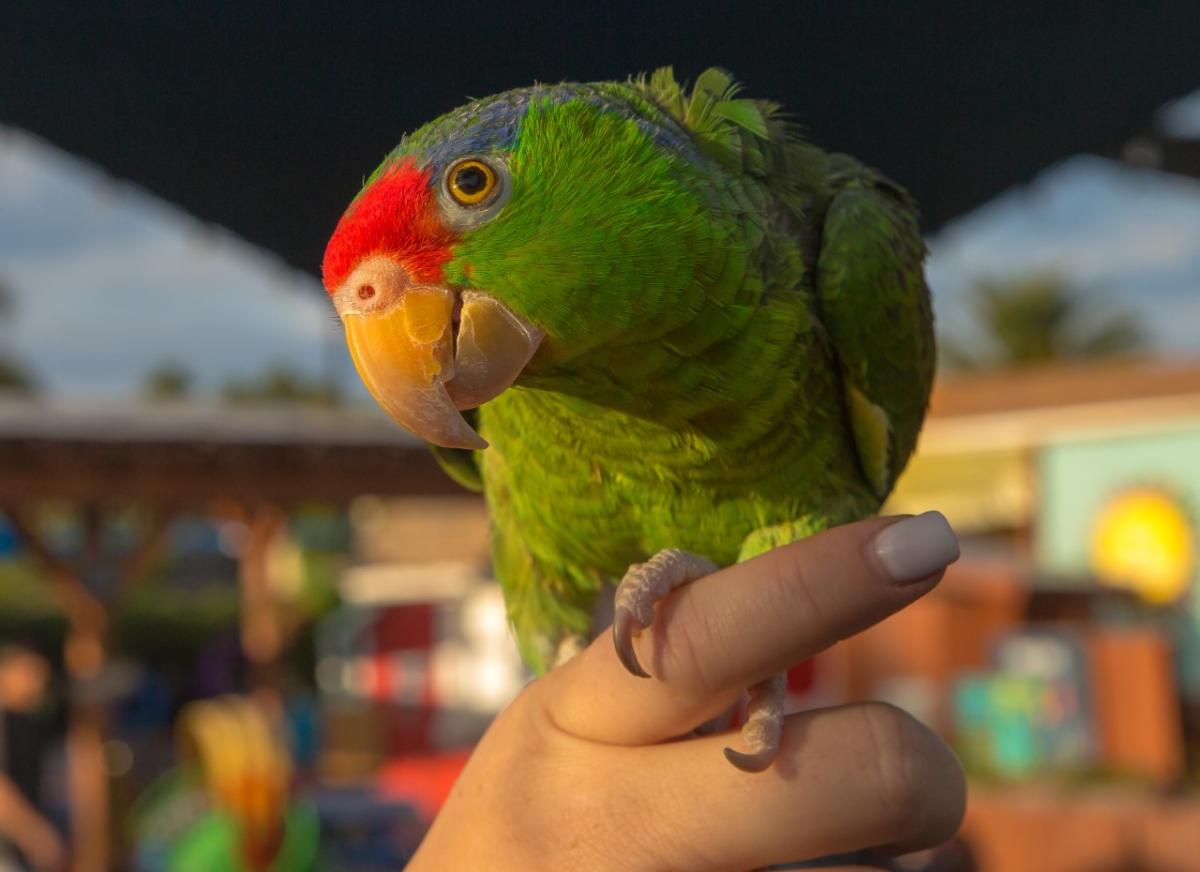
[322,83,716,448]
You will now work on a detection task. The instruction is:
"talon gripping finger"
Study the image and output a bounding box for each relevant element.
[613,607,651,678]
[612,549,717,681]
[723,673,787,771]
[723,745,777,773]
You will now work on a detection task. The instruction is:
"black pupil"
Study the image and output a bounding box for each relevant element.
[455,165,488,196]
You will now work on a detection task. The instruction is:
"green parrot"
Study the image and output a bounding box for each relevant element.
[322,67,934,770]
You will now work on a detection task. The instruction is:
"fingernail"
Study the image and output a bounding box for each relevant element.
[871,511,960,584]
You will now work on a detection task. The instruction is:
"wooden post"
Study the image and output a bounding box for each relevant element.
[239,504,288,696]
[1,502,175,872]
[1,505,110,872]
[63,625,109,872]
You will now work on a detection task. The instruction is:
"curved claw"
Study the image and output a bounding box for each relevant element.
[612,607,651,678]
[723,745,777,773]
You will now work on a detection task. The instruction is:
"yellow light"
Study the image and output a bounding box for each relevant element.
[1090,488,1195,604]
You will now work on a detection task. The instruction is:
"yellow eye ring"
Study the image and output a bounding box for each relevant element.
[446,159,498,206]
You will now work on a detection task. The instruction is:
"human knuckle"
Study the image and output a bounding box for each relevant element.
[483,699,608,854]
[495,682,562,759]
[664,593,732,694]
[768,545,829,631]
[476,684,714,870]
[859,702,933,837]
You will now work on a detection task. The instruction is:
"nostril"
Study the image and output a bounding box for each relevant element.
[358,284,377,301]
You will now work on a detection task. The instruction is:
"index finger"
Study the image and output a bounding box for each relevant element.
[542,512,959,745]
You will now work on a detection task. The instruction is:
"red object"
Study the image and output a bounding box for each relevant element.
[382,702,438,755]
[378,749,473,820]
[786,658,816,694]
[374,604,436,651]
[361,605,438,709]
[368,604,439,753]
[321,159,455,290]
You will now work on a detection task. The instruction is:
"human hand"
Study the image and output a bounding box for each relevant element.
[408,513,966,871]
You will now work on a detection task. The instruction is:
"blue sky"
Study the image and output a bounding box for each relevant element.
[1,112,1198,401]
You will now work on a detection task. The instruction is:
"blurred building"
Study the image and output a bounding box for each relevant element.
[862,360,1200,871]
[885,360,1200,738]
[306,494,530,824]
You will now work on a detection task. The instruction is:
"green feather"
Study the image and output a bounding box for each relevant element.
[713,99,770,139]
[845,385,892,499]
[815,158,935,496]
[633,66,779,171]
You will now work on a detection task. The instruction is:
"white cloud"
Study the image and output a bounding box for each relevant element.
[0,125,362,399]
[1157,87,1200,140]
[927,155,1200,355]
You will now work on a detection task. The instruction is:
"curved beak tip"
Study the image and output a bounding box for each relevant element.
[340,286,541,450]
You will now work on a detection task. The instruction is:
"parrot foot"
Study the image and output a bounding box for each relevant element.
[723,673,786,772]
[612,548,719,679]
[693,705,737,737]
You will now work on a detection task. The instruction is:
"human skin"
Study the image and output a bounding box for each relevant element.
[407,513,967,871]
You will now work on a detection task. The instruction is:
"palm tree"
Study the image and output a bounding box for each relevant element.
[142,361,194,401]
[222,365,340,407]
[942,274,1148,371]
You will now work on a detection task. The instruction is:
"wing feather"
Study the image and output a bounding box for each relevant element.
[815,159,935,499]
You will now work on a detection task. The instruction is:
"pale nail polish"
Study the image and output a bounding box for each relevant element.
[871,511,960,584]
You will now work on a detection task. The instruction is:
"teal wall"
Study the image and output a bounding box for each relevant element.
[1036,415,1200,694]
[1037,417,1200,575]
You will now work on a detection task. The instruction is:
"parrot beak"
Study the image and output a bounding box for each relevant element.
[334,256,544,449]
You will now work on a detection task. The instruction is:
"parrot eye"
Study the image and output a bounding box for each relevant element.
[436,156,510,229]
[446,158,499,206]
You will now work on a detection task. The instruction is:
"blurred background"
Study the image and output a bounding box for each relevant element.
[2,2,1200,870]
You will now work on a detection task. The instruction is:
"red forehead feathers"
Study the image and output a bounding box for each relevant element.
[321,159,456,292]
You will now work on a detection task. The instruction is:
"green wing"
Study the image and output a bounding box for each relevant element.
[428,408,484,492]
[815,157,935,500]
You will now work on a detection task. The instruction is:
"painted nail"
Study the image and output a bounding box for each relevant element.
[871,511,960,584]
